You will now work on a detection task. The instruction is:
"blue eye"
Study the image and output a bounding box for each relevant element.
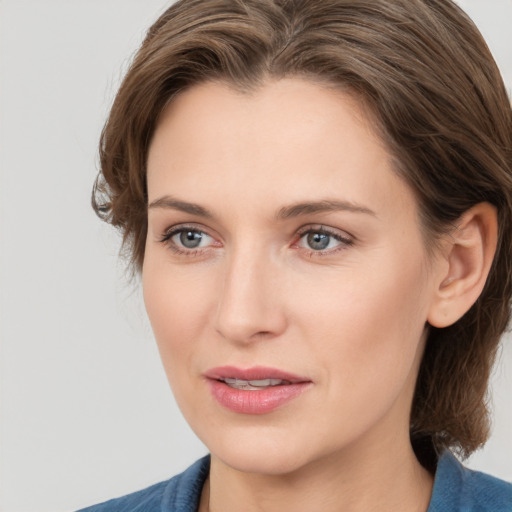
[161,227,215,252]
[174,230,208,249]
[298,229,351,252]
[305,232,331,250]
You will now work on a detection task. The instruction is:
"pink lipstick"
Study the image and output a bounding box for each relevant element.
[204,366,312,414]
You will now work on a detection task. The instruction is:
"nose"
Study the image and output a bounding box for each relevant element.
[214,246,287,344]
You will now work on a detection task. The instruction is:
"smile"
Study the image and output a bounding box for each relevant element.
[219,378,291,390]
[205,366,312,414]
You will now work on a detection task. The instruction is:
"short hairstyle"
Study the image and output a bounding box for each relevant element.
[93,0,512,465]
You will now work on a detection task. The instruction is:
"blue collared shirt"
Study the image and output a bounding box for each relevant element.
[77,451,512,511]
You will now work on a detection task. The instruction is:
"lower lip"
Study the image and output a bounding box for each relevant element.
[207,380,311,414]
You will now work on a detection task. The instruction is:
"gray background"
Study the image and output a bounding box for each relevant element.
[1,1,511,511]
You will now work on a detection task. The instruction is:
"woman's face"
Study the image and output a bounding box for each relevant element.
[143,78,442,475]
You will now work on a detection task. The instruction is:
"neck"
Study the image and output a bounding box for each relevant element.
[202,435,433,512]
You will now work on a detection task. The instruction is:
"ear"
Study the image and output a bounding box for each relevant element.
[427,202,498,328]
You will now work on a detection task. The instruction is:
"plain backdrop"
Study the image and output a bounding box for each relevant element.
[0,1,511,511]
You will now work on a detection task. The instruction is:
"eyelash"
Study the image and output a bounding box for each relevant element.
[159,224,354,257]
[294,226,354,257]
[159,224,216,256]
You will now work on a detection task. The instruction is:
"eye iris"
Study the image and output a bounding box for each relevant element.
[307,232,330,250]
[179,230,202,248]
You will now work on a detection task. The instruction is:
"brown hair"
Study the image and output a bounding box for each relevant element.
[93,0,512,464]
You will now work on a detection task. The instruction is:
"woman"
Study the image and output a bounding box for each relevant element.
[79,0,512,510]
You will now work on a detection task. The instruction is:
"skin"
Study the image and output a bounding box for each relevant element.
[142,78,493,512]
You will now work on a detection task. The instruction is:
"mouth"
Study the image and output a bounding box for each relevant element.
[205,365,310,386]
[204,366,312,414]
[218,377,293,390]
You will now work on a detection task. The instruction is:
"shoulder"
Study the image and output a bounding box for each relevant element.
[76,456,210,512]
[76,480,168,512]
[429,450,512,512]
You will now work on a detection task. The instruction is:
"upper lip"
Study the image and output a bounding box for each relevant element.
[204,366,311,383]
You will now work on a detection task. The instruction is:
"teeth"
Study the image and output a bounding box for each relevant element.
[249,379,284,387]
[222,378,288,390]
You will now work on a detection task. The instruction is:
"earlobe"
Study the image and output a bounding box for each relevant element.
[427,203,498,328]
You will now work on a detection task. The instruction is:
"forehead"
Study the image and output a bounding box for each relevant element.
[151,78,379,159]
[147,78,417,223]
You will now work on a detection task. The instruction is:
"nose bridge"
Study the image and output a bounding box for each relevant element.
[215,241,286,343]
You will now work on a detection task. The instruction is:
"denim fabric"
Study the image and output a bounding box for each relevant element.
[427,451,512,511]
[77,451,512,511]
[76,457,210,512]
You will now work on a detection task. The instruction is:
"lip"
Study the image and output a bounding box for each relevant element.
[204,366,312,415]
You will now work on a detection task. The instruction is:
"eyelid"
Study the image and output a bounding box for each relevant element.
[159,223,221,253]
[159,222,214,239]
[296,224,354,242]
[293,225,354,254]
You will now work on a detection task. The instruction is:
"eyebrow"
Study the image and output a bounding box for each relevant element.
[148,195,376,219]
[276,200,376,219]
[148,196,213,218]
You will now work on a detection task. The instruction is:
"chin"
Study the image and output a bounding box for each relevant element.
[214,443,311,476]
[198,423,322,476]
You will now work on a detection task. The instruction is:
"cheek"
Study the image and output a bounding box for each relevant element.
[142,256,216,376]
[142,262,219,430]
[291,249,430,396]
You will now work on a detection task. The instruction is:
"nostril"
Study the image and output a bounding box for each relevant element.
[253,331,272,339]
